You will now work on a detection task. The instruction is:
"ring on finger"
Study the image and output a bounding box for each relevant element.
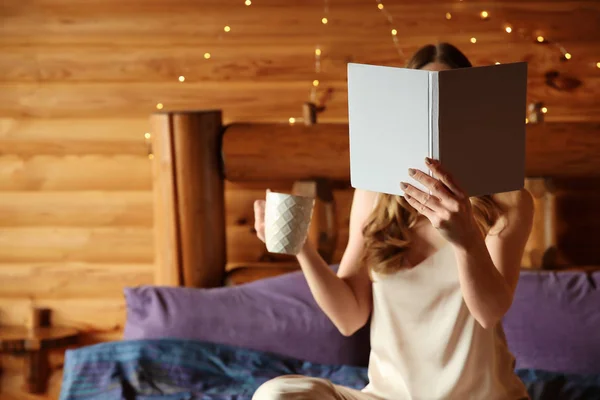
[423,193,431,206]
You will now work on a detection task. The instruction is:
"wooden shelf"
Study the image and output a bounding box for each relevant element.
[0,326,79,352]
[0,309,79,394]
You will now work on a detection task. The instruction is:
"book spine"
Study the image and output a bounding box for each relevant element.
[432,73,440,163]
[429,73,440,175]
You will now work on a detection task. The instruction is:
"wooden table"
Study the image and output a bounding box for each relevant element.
[0,325,79,394]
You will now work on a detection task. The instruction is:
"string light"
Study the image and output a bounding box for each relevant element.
[314,46,322,75]
[178,76,185,82]
[310,45,318,95]
[156,103,163,110]
[321,0,329,25]
[374,0,404,59]
[310,0,328,103]
[145,132,153,160]
[197,0,597,128]
[496,16,588,66]
[442,0,599,123]
[490,12,600,122]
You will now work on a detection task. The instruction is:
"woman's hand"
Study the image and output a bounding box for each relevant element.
[400,157,480,248]
[253,200,266,242]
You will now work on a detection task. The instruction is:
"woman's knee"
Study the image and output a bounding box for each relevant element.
[253,375,333,400]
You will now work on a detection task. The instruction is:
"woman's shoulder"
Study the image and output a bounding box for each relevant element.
[491,188,534,214]
[352,188,380,210]
[488,188,534,235]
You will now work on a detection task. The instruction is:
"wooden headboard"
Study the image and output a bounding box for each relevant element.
[149,110,600,288]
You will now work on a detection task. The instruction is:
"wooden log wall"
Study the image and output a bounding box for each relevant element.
[1,0,599,397]
[0,118,154,399]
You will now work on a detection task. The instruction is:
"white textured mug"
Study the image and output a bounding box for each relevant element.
[264,190,315,255]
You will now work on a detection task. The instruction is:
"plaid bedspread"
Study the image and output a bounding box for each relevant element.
[60,339,368,400]
[60,339,600,400]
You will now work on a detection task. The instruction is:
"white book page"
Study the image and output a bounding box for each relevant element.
[348,63,431,196]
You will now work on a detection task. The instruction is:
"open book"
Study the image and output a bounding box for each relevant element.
[347,62,528,197]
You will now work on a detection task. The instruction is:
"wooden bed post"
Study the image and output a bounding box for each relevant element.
[150,110,226,288]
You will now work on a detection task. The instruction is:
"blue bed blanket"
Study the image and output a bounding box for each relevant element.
[60,339,600,400]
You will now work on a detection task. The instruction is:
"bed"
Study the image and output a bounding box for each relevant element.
[59,110,600,400]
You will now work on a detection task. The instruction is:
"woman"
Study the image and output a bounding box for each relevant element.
[252,43,534,400]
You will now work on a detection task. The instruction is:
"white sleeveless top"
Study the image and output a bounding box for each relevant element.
[362,243,529,399]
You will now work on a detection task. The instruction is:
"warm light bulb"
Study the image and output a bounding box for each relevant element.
[322,17,328,24]
[596,62,600,69]
[541,107,548,114]
[505,26,512,33]
[470,37,477,43]
[204,52,211,59]
[289,117,296,125]
[245,0,251,5]
[537,36,545,43]
[313,80,319,87]
[480,11,489,19]
[378,3,383,10]
[445,12,452,20]
[495,61,501,65]
[525,118,529,124]
[315,48,322,56]
[144,132,151,139]
[224,26,231,32]
[564,52,572,60]
[156,103,164,110]
[178,76,185,82]
[148,154,154,160]
[391,29,397,35]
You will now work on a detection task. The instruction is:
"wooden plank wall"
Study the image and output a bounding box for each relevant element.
[1,0,599,397]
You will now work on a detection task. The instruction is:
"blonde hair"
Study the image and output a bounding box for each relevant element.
[361,43,504,275]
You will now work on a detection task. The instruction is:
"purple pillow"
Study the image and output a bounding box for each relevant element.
[503,269,600,374]
[123,267,371,367]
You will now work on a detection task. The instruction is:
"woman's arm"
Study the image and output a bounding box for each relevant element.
[296,189,375,336]
[452,189,534,328]
[401,158,534,329]
[255,189,375,336]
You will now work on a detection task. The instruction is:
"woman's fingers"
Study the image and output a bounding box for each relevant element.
[424,158,465,199]
[400,182,443,214]
[406,167,455,203]
[403,192,436,221]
